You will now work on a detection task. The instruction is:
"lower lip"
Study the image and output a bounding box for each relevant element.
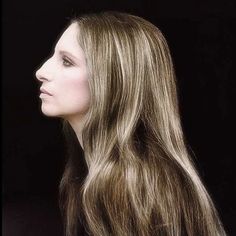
[39,92,52,98]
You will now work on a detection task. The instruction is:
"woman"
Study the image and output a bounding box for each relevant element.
[35,11,226,236]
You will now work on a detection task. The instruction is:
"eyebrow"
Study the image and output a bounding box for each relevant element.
[58,50,80,62]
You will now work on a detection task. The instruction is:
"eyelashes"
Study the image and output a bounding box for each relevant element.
[62,56,74,67]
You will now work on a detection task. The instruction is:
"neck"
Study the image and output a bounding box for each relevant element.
[66,114,86,149]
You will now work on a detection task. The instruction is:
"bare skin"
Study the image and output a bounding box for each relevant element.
[35,23,90,149]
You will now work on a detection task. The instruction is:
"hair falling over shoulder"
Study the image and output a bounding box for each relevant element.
[59,11,227,236]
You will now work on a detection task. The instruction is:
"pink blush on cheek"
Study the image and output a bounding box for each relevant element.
[60,76,90,111]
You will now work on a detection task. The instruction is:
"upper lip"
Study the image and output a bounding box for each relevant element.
[40,87,52,96]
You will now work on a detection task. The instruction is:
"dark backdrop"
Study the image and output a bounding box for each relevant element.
[2,0,236,235]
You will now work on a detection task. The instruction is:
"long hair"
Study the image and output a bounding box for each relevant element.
[59,11,226,236]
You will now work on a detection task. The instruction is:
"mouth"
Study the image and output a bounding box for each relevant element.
[40,87,52,96]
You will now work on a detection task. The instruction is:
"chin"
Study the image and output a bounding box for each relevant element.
[41,106,61,118]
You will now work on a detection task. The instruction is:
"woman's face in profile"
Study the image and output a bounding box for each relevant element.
[35,22,90,120]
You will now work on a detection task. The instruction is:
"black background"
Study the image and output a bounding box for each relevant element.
[2,0,236,235]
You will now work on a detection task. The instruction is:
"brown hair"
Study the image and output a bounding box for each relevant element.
[59,11,226,236]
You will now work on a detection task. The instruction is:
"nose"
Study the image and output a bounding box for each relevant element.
[35,58,52,83]
[35,68,44,83]
[35,65,48,83]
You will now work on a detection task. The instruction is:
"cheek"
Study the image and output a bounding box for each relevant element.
[59,75,90,113]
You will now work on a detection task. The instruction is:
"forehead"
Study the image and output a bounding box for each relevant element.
[54,22,80,52]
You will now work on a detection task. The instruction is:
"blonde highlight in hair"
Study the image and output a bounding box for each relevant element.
[59,11,226,236]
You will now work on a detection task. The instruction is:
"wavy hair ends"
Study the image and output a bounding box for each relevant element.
[59,11,227,236]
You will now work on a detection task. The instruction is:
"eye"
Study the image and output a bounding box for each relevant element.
[62,56,73,67]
